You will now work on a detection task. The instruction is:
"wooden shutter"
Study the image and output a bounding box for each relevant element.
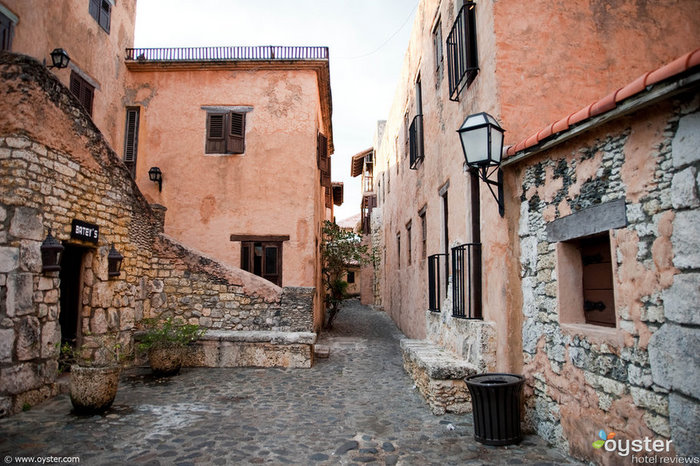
[98,0,111,33]
[206,113,226,153]
[123,108,139,176]
[70,72,94,116]
[317,133,327,169]
[0,11,13,51]
[89,0,100,22]
[227,112,245,154]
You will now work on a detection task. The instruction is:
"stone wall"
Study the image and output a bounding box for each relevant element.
[517,91,699,461]
[0,53,315,417]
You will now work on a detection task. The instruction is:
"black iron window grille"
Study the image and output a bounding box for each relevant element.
[428,253,447,312]
[451,242,482,319]
[409,114,424,169]
[446,2,478,102]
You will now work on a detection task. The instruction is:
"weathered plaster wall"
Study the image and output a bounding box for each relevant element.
[493,0,700,146]
[124,68,322,289]
[2,0,137,150]
[516,92,699,462]
[0,54,315,417]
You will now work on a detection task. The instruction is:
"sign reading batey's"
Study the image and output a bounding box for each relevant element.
[71,219,99,244]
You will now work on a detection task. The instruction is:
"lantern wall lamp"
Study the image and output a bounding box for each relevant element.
[457,112,505,217]
[148,166,163,192]
[47,48,70,69]
[40,229,64,273]
[107,244,124,278]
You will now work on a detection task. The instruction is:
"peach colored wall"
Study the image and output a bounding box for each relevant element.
[2,0,136,150]
[514,97,691,461]
[493,0,700,146]
[124,67,324,293]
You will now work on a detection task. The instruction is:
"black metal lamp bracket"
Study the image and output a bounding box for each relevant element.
[477,166,504,217]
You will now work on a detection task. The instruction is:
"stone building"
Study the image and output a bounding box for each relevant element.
[0,1,335,416]
[369,0,699,462]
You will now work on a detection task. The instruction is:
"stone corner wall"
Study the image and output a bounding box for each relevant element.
[517,90,700,459]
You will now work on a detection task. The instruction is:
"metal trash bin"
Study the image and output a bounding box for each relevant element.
[465,373,525,446]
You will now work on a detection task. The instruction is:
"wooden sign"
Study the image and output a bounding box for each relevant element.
[71,219,99,244]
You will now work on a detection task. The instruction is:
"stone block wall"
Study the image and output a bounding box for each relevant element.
[517,91,699,460]
[0,54,316,417]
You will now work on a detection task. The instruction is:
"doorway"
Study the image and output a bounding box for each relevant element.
[59,244,88,353]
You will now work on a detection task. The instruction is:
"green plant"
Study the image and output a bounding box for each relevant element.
[321,220,370,328]
[138,317,205,351]
[58,332,131,368]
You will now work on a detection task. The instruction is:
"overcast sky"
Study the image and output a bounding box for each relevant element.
[134,0,417,222]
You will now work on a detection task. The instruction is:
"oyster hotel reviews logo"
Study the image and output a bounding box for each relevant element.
[592,429,698,463]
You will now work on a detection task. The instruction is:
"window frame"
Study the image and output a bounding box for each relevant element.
[0,7,16,51]
[446,1,479,101]
[205,111,246,155]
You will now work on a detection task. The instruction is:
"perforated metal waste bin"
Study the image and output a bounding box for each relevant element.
[465,373,525,446]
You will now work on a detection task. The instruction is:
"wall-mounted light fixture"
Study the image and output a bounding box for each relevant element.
[148,166,163,192]
[107,244,124,278]
[40,229,64,272]
[47,48,70,69]
[457,112,505,217]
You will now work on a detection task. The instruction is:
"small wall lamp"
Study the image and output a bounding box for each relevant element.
[148,166,163,192]
[107,244,124,278]
[47,48,71,69]
[457,112,505,217]
[40,229,64,273]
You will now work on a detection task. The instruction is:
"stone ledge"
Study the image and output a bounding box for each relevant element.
[400,339,476,379]
[400,339,477,415]
[202,330,317,345]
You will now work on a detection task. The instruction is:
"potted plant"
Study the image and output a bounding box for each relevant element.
[60,332,130,415]
[138,317,204,376]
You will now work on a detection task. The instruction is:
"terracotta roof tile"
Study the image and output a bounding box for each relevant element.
[506,49,699,159]
[615,71,651,102]
[590,90,619,117]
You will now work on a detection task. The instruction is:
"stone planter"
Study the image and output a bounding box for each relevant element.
[148,343,185,376]
[69,365,120,414]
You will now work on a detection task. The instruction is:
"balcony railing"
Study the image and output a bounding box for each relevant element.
[446,2,478,101]
[451,243,482,319]
[125,46,329,62]
[428,253,447,312]
[409,114,424,169]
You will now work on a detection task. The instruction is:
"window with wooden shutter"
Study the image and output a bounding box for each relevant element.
[240,241,283,287]
[206,112,246,154]
[123,107,140,176]
[227,112,245,154]
[317,133,328,169]
[0,10,14,51]
[89,0,111,34]
[70,71,95,116]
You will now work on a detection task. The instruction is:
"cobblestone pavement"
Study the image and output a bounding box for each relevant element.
[0,300,582,465]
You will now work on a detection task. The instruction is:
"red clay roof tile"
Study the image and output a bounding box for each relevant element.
[551,117,569,134]
[568,103,595,126]
[615,71,651,102]
[590,90,619,117]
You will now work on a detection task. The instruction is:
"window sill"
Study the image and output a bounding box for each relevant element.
[560,323,625,347]
[204,153,245,157]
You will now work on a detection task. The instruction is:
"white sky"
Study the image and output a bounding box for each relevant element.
[134,0,417,222]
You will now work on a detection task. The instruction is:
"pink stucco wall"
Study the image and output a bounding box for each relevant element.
[124,66,325,286]
[2,0,136,150]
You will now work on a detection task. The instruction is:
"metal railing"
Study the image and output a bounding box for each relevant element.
[428,253,447,312]
[451,243,482,319]
[446,2,479,101]
[125,46,329,62]
[409,114,424,169]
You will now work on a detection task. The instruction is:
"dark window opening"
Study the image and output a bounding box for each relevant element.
[419,208,427,259]
[123,107,140,176]
[206,111,246,154]
[241,240,282,287]
[447,1,478,101]
[442,190,449,288]
[433,19,443,75]
[347,271,355,284]
[70,72,95,116]
[581,234,616,327]
[89,0,111,34]
[406,221,412,265]
[396,233,401,269]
